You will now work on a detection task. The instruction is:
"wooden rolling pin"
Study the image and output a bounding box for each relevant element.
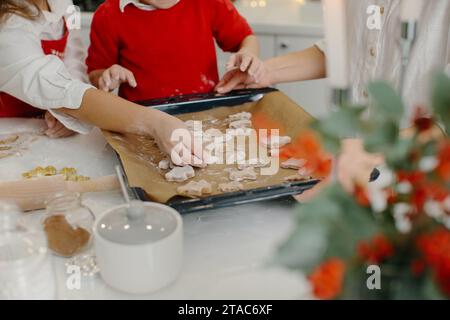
[0,175,120,211]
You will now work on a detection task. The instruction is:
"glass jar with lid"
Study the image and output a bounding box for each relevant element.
[43,192,95,258]
[0,202,56,300]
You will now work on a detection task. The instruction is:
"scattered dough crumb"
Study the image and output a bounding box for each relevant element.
[177,180,212,197]
[165,166,195,182]
[229,167,257,182]
[219,181,244,193]
[281,158,307,170]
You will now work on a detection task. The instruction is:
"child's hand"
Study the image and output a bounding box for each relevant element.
[152,111,205,167]
[44,112,77,139]
[226,51,263,76]
[99,64,137,92]
[216,61,272,94]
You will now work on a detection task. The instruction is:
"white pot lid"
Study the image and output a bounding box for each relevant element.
[96,201,179,246]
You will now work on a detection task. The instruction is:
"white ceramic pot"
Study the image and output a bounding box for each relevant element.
[94,201,183,295]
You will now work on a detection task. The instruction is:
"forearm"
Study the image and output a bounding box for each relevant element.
[237,35,260,56]
[266,46,326,85]
[60,88,158,137]
[88,70,105,88]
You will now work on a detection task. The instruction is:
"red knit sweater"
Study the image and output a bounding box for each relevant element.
[86,0,253,102]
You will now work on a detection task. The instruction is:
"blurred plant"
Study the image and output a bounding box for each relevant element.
[275,73,450,300]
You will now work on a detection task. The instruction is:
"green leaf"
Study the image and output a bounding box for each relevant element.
[319,134,341,154]
[323,193,379,260]
[314,106,365,138]
[432,72,450,134]
[384,138,415,169]
[275,185,379,272]
[367,82,405,121]
[422,272,447,300]
[363,120,399,153]
[421,140,437,157]
[274,185,342,271]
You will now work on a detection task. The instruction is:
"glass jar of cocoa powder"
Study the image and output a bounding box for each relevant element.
[43,192,95,258]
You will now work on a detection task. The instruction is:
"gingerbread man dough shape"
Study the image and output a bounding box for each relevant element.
[158,159,170,170]
[228,112,252,121]
[177,180,212,197]
[229,119,252,129]
[165,165,195,182]
[229,167,257,182]
[280,158,307,170]
[284,173,311,182]
[237,158,270,170]
[218,181,244,193]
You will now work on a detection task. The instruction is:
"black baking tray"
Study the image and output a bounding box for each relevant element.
[117,88,379,214]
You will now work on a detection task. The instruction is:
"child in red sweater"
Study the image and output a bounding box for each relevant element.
[87,0,262,102]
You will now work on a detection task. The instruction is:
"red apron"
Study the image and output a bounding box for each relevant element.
[0,21,70,118]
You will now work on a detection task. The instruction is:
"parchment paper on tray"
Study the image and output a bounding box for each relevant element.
[102,91,315,204]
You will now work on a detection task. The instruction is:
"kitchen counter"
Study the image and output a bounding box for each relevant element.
[0,118,311,300]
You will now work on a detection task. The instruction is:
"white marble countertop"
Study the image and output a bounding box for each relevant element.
[0,118,311,300]
[81,0,324,37]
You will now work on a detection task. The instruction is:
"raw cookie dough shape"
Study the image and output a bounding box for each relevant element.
[0,133,38,159]
[218,181,244,193]
[158,159,170,170]
[237,158,271,170]
[229,167,257,182]
[284,173,311,182]
[226,128,253,137]
[229,119,252,129]
[177,180,212,197]
[165,166,195,182]
[280,158,307,170]
[22,166,90,182]
[228,112,252,121]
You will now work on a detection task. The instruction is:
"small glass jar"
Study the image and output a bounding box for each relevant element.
[0,202,56,300]
[43,192,95,258]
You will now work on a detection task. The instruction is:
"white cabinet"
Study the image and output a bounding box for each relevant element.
[218,33,328,119]
[216,35,276,78]
[275,35,329,119]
